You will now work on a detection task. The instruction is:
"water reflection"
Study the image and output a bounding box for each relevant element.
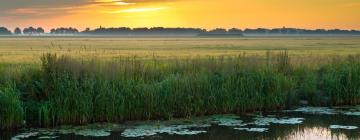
[283,127,344,140]
[3,107,360,140]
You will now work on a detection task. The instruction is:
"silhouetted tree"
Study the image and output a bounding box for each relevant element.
[208,28,227,34]
[228,28,243,34]
[50,27,79,34]
[23,27,37,34]
[133,27,149,34]
[50,29,56,34]
[0,27,12,35]
[23,27,45,34]
[85,28,90,32]
[14,27,22,34]
[36,27,44,34]
[244,28,270,34]
[6,26,358,36]
[81,27,206,35]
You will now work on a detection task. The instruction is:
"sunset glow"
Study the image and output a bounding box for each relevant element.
[105,7,168,14]
[0,0,359,31]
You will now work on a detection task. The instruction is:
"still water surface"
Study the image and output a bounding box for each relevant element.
[2,107,360,140]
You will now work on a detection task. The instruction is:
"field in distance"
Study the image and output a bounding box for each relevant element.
[0,36,360,63]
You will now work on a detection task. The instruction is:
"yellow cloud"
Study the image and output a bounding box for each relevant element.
[115,1,136,5]
[93,0,136,5]
[106,7,167,13]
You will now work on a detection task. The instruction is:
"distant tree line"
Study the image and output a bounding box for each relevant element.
[22,27,45,34]
[82,27,207,35]
[1,26,360,35]
[0,27,45,35]
[243,27,360,35]
[198,28,244,36]
[50,27,79,34]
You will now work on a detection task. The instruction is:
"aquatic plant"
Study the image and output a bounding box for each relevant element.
[321,56,360,105]
[0,83,24,129]
[1,52,360,129]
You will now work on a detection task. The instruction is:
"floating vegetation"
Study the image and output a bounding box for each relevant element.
[121,124,208,138]
[330,125,358,130]
[74,129,111,137]
[211,115,246,127]
[52,128,112,137]
[9,112,360,139]
[11,132,39,140]
[234,128,269,132]
[286,107,338,115]
[252,117,304,126]
[286,107,360,117]
[38,136,59,139]
[12,127,112,139]
[342,112,360,116]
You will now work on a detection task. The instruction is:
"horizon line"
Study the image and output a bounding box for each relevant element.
[2,26,360,32]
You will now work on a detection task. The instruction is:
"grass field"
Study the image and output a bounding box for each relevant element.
[1,36,360,129]
[1,36,360,63]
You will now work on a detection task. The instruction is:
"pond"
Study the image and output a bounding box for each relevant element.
[2,106,360,140]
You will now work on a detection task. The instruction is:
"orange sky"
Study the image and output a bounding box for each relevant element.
[1,0,360,31]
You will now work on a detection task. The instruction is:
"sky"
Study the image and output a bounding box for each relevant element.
[0,0,359,31]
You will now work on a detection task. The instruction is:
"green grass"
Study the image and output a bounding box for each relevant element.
[321,56,360,105]
[1,51,360,129]
[0,83,24,129]
[1,37,360,63]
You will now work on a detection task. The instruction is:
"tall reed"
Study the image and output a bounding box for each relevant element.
[0,83,24,129]
[1,51,360,129]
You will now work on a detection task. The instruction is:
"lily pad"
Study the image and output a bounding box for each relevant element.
[121,124,208,138]
[234,128,268,132]
[211,114,246,127]
[74,129,111,137]
[287,107,337,115]
[11,132,39,140]
[342,112,360,116]
[38,136,59,139]
[330,125,358,130]
[252,117,304,126]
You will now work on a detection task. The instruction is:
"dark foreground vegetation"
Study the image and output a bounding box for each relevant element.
[1,52,360,130]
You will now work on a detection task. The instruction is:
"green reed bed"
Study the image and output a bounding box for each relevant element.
[1,52,360,129]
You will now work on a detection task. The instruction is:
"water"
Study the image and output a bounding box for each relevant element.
[3,107,360,140]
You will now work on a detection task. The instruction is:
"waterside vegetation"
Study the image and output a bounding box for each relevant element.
[1,51,360,129]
